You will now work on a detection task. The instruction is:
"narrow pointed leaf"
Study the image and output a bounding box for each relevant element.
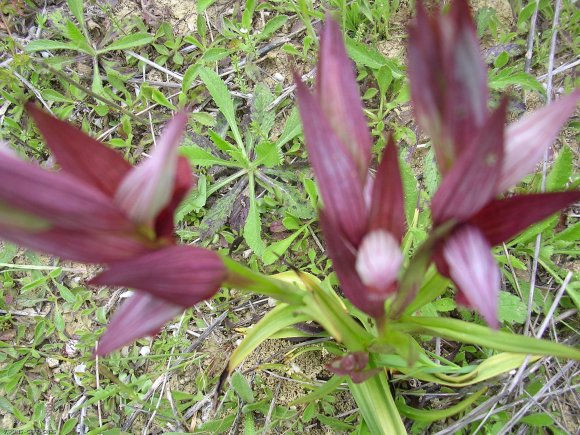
[442,225,499,328]
[26,103,131,197]
[316,17,372,180]
[295,77,367,246]
[498,89,580,193]
[468,191,580,246]
[369,136,406,240]
[431,100,506,224]
[115,112,188,225]
[95,292,182,355]
[91,245,226,306]
[408,0,489,173]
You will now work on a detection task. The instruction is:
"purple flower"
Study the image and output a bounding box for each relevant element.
[295,18,406,318]
[408,0,580,327]
[0,105,226,354]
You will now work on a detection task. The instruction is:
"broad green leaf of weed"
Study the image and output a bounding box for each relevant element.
[345,36,387,69]
[399,156,419,225]
[231,371,255,403]
[275,108,302,148]
[432,297,456,313]
[182,64,201,92]
[255,141,282,167]
[201,48,231,63]
[63,20,92,53]
[520,413,554,427]
[0,243,18,263]
[262,225,308,265]
[489,69,544,93]
[244,194,265,256]
[181,145,239,168]
[546,146,572,190]
[242,0,256,29]
[423,147,440,197]
[199,67,244,149]
[25,40,80,52]
[176,175,207,222]
[198,183,241,240]
[251,84,275,138]
[100,33,154,53]
[498,291,527,324]
[67,0,85,26]
[150,88,176,110]
[259,15,289,41]
[266,177,315,219]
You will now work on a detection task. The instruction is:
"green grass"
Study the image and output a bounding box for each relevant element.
[0,0,579,433]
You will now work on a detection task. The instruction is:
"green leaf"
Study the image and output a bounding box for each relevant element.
[397,388,486,422]
[291,376,344,406]
[259,16,289,40]
[64,20,92,53]
[150,88,176,110]
[401,316,580,359]
[199,67,244,149]
[546,146,573,190]
[197,0,217,13]
[25,40,78,52]
[227,303,310,372]
[201,48,230,63]
[182,64,201,92]
[254,141,282,167]
[423,147,440,197]
[498,291,527,325]
[198,184,240,240]
[175,175,207,222]
[399,156,419,225]
[520,412,554,427]
[489,69,544,93]
[67,0,84,25]
[348,370,406,434]
[251,83,275,137]
[230,371,255,403]
[181,145,240,168]
[432,297,456,313]
[244,174,265,256]
[100,33,154,52]
[262,225,308,266]
[275,108,302,148]
[345,36,387,69]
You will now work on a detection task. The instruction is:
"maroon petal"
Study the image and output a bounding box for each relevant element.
[431,100,506,225]
[499,89,580,193]
[368,135,406,240]
[316,17,372,181]
[442,225,499,328]
[26,103,132,197]
[0,151,133,232]
[408,0,489,173]
[295,76,367,246]
[90,245,226,306]
[319,211,384,318]
[0,225,151,263]
[468,191,580,246]
[154,156,196,240]
[115,112,188,225]
[95,292,183,355]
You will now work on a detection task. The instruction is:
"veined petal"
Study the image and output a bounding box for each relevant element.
[316,17,372,181]
[368,136,406,240]
[319,212,384,317]
[431,100,506,225]
[26,103,132,197]
[468,191,580,246]
[295,76,367,246]
[498,89,580,193]
[95,292,183,355]
[154,156,196,240]
[408,0,489,173]
[90,245,226,306]
[0,151,132,232]
[442,225,499,328]
[115,112,188,225]
[355,230,402,296]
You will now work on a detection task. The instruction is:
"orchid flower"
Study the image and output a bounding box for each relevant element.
[408,0,580,327]
[295,18,406,318]
[0,105,226,354]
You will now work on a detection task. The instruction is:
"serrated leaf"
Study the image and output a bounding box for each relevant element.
[181,145,237,167]
[255,141,281,167]
[244,192,265,256]
[259,16,289,40]
[64,20,92,53]
[182,64,201,91]
[546,146,572,190]
[67,0,84,25]
[262,225,308,266]
[150,88,176,110]
[25,40,79,52]
[176,175,207,222]
[251,84,275,137]
[345,36,387,69]
[199,67,243,148]
[199,185,240,240]
[498,291,527,324]
[100,33,154,52]
[489,70,544,93]
[432,297,456,312]
[275,108,302,148]
[231,371,255,403]
[201,47,230,63]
